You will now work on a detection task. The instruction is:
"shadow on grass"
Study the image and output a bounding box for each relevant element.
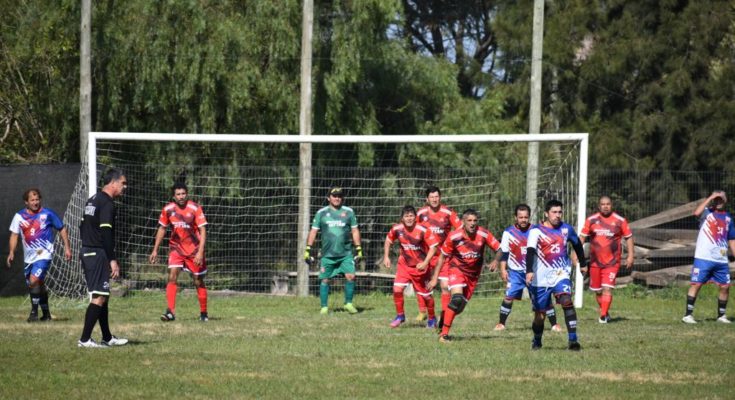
[333,306,373,314]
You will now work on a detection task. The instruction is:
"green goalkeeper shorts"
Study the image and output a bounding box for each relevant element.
[319,256,356,279]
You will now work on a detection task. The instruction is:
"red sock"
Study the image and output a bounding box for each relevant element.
[416,294,427,313]
[393,290,405,315]
[166,283,177,313]
[441,292,451,313]
[196,286,208,313]
[596,293,603,307]
[600,293,612,317]
[441,308,456,336]
[425,295,436,318]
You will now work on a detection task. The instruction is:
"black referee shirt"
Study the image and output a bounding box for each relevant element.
[80,191,116,261]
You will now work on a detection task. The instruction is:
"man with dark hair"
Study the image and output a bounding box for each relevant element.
[495,204,561,332]
[428,209,500,342]
[7,188,72,322]
[580,195,634,323]
[77,168,129,348]
[304,186,362,314]
[525,199,587,351]
[682,190,735,324]
[384,205,440,328]
[417,185,461,323]
[149,182,209,322]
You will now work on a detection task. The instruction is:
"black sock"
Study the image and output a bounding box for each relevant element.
[532,318,544,342]
[80,303,102,342]
[563,306,578,341]
[685,295,696,316]
[718,299,728,318]
[99,302,112,342]
[499,300,513,325]
[39,288,50,316]
[547,307,558,326]
[29,287,41,314]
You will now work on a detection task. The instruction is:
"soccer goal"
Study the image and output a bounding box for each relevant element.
[48,132,588,307]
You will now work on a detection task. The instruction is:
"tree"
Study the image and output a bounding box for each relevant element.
[0,0,79,163]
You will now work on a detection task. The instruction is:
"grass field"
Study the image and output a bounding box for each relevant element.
[1,284,733,399]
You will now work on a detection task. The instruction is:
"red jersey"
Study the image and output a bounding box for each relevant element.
[440,226,500,279]
[580,212,632,268]
[417,205,461,244]
[386,223,439,267]
[158,201,208,258]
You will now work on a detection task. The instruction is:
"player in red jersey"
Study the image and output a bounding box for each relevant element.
[149,182,209,322]
[417,186,462,322]
[428,209,500,342]
[384,205,441,328]
[580,195,634,323]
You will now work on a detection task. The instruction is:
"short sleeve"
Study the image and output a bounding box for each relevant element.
[450,210,462,229]
[728,217,735,241]
[527,228,540,250]
[158,207,170,227]
[485,231,501,252]
[500,231,511,253]
[47,209,65,230]
[424,229,440,248]
[99,201,114,228]
[311,211,321,230]
[580,217,592,237]
[386,226,398,243]
[195,205,208,226]
[440,235,454,257]
[621,218,632,238]
[9,213,21,234]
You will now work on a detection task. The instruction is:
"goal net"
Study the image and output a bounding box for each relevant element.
[47,133,587,305]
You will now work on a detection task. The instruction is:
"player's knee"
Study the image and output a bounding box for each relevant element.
[557,294,573,308]
[90,294,108,305]
[345,274,356,281]
[448,293,467,314]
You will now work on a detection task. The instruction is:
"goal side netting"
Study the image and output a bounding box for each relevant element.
[47,133,588,306]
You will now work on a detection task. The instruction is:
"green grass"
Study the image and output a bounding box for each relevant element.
[1,285,733,399]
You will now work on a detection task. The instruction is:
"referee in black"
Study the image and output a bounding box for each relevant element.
[77,168,129,348]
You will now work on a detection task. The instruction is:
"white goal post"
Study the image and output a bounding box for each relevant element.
[50,132,589,307]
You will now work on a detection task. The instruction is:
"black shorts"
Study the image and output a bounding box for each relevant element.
[81,247,111,296]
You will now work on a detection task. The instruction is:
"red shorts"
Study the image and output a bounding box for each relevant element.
[447,269,479,300]
[168,252,207,276]
[589,264,618,290]
[394,263,433,297]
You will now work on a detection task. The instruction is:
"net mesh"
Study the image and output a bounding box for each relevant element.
[47,136,582,300]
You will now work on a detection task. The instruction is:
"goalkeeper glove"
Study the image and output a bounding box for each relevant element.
[304,245,315,266]
[353,245,363,263]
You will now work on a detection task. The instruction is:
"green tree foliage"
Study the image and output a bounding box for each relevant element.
[0,0,79,163]
[534,0,735,172]
[2,0,734,175]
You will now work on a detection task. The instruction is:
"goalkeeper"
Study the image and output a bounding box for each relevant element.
[304,186,363,315]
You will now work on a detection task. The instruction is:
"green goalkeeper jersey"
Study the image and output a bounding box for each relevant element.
[311,205,358,259]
